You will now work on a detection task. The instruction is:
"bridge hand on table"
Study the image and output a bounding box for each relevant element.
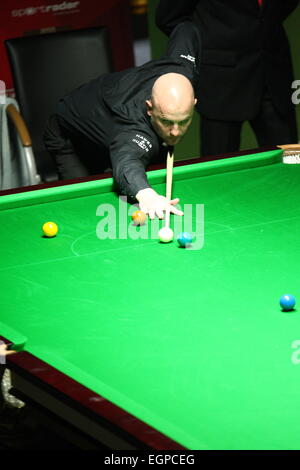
[136,188,184,220]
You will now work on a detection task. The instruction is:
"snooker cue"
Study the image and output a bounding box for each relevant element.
[278,144,300,151]
[165,150,174,228]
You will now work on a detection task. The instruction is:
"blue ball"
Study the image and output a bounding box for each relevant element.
[177,232,193,248]
[279,294,296,311]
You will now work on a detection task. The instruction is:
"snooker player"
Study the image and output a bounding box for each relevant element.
[44,22,200,220]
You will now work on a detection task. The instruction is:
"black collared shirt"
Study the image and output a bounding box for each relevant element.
[56,23,200,198]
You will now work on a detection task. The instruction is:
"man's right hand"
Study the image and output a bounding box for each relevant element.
[136,188,184,220]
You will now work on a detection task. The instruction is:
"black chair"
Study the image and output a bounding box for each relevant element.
[5,27,113,182]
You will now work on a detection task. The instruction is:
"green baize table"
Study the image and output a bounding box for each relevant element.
[1,148,300,450]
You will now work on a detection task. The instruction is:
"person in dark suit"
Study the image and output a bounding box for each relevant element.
[156,0,299,156]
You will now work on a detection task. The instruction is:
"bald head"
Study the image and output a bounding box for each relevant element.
[152,73,195,114]
[146,73,197,146]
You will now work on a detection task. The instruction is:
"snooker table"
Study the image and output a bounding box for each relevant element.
[1,147,300,450]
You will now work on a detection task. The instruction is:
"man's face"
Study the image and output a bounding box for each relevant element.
[147,100,195,146]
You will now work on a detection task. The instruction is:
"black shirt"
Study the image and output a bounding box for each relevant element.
[56,23,200,198]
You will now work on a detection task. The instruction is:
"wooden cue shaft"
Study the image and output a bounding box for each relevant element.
[165,151,174,228]
[278,144,300,150]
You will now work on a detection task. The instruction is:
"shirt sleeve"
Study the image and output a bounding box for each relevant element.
[109,130,162,200]
[155,0,199,36]
[162,22,201,88]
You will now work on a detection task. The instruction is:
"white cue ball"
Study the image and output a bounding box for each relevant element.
[158,227,174,243]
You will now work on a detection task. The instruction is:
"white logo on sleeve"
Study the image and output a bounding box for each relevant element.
[132,134,153,152]
[180,54,195,64]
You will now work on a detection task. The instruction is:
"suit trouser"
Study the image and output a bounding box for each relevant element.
[44,114,110,180]
[200,90,298,157]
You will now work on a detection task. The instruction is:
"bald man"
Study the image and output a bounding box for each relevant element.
[44,23,201,218]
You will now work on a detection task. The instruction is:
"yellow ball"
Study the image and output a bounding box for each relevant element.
[42,222,58,238]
